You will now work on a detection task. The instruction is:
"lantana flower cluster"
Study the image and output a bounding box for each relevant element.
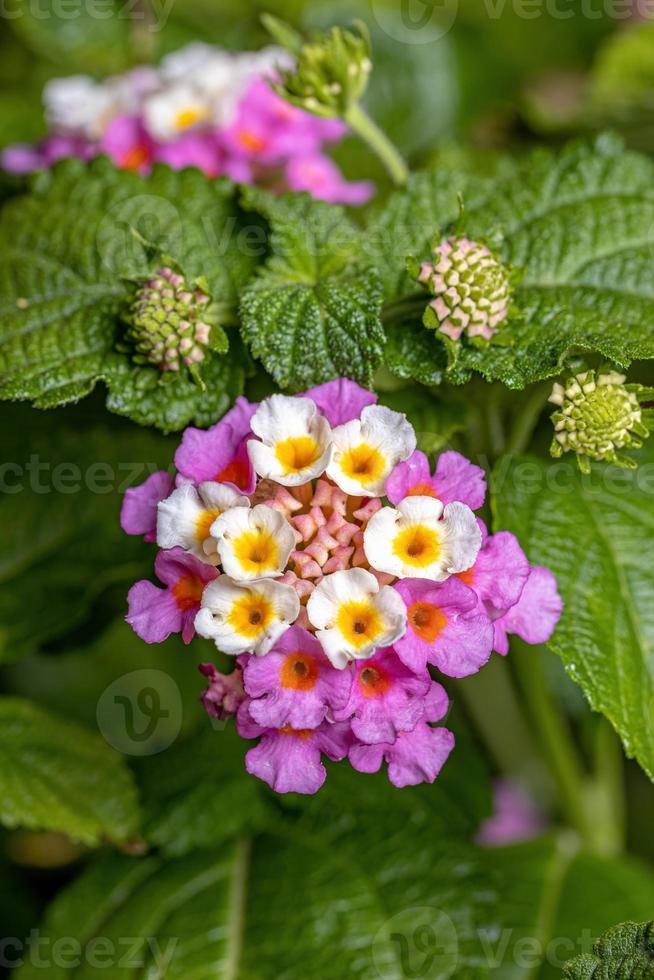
[121,380,562,795]
[1,43,373,206]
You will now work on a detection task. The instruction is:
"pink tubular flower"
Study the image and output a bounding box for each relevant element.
[300,378,377,427]
[393,578,493,677]
[1,143,46,174]
[120,470,174,542]
[334,647,430,744]
[199,662,246,719]
[493,566,563,655]
[457,521,530,619]
[126,547,217,643]
[386,449,486,511]
[99,114,154,173]
[349,681,454,788]
[285,154,374,205]
[174,396,257,492]
[242,626,352,729]
[154,130,223,176]
[237,702,352,794]
[476,779,546,847]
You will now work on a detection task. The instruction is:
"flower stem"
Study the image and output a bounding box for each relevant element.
[344,103,409,187]
[512,641,592,842]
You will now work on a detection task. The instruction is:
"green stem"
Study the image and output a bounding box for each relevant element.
[512,641,592,842]
[344,102,409,186]
[587,719,625,856]
[505,381,550,457]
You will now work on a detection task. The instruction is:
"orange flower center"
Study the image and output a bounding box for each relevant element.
[280,652,319,691]
[407,482,436,497]
[172,574,205,612]
[456,566,475,587]
[408,600,448,643]
[358,665,391,697]
[122,144,150,171]
[215,457,250,489]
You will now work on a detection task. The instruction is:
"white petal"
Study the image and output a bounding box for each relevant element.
[143,85,210,141]
[248,394,332,486]
[440,502,482,574]
[364,495,460,580]
[194,575,299,655]
[157,482,247,564]
[307,569,407,668]
[213,504,296,581]
[327,404,416,497]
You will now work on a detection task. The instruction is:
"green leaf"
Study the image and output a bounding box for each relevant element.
[137,727,276,858]
[366,167,492,302]
[239,186,384,390]
[382,385,469,454]
[0,157,256,431]
[563,921,654,979]
[0,401,171,661]
[491,449,654,781]
[0,697,139,846]
[14,820,654,978]
[385,137,654,388]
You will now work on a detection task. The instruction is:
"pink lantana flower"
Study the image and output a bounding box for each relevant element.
[476,779,546,847]
[492,566,563,654]
[198,662,246,719]
[393,577,493,677]
[99,114,154,173]
[333,647,431,744]
[237,702,352,795]
[457,521,530,620]
[174,396,258,493]
[386,449,486,511]
[120,469,174,542]
[127,547,217,643]
[349,681,454,788]
[301,377,377,427]
[242,626,352,729]
[285,155,374,205]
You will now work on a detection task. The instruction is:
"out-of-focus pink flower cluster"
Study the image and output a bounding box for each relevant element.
[1,43,373,206]
[120,379,562,795]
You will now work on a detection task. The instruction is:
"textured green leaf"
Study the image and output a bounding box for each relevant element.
[492,449,654,781]
[14,819,654,979]
[137,727,275,858]
[385,137,654,388]
[0,157,255,431]
[0,401,172,660]
[366,167,492,302]
[563,921,654,979]
[0,697,139,845]
[239,186,384,390]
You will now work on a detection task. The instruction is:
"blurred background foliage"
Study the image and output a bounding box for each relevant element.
[2,1,654,976]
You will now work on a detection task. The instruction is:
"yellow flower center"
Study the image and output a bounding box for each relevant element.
[336,600,384,649]
[195,508,222,544]
[227,593,274,639]
[174,106,206,130]
[275,435,321,473]
[392,524,441,568]
[339,443,386,486]
[231,528,280,576]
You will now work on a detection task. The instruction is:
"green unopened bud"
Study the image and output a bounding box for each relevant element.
[265,17,371,118]
[123,267,213,372]
[549,370,651,473]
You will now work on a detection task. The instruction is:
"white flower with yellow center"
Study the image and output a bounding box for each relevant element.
[143,84,212,142]
[247,394,333,487]
[326,405,416,497]
[194,575,300,655]
[157,482,248,565]
[363,496,481,581]
[43,75,116,138]
[306,568,407,670]
[212,504,296,581]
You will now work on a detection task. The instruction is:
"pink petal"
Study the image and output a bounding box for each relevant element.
[386,451,433,505]
[120,470,174,541]
[174,397,257,491]
[301,379,377,426]
[493,566,562,654]
[433,451,486,510]
[245,729,326,794]
[126,580,182,643]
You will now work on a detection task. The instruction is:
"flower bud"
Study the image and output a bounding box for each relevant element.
[268,20,372,118]
[416,236,512,342]
[549,370,651,472]
[123,267,213,372]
